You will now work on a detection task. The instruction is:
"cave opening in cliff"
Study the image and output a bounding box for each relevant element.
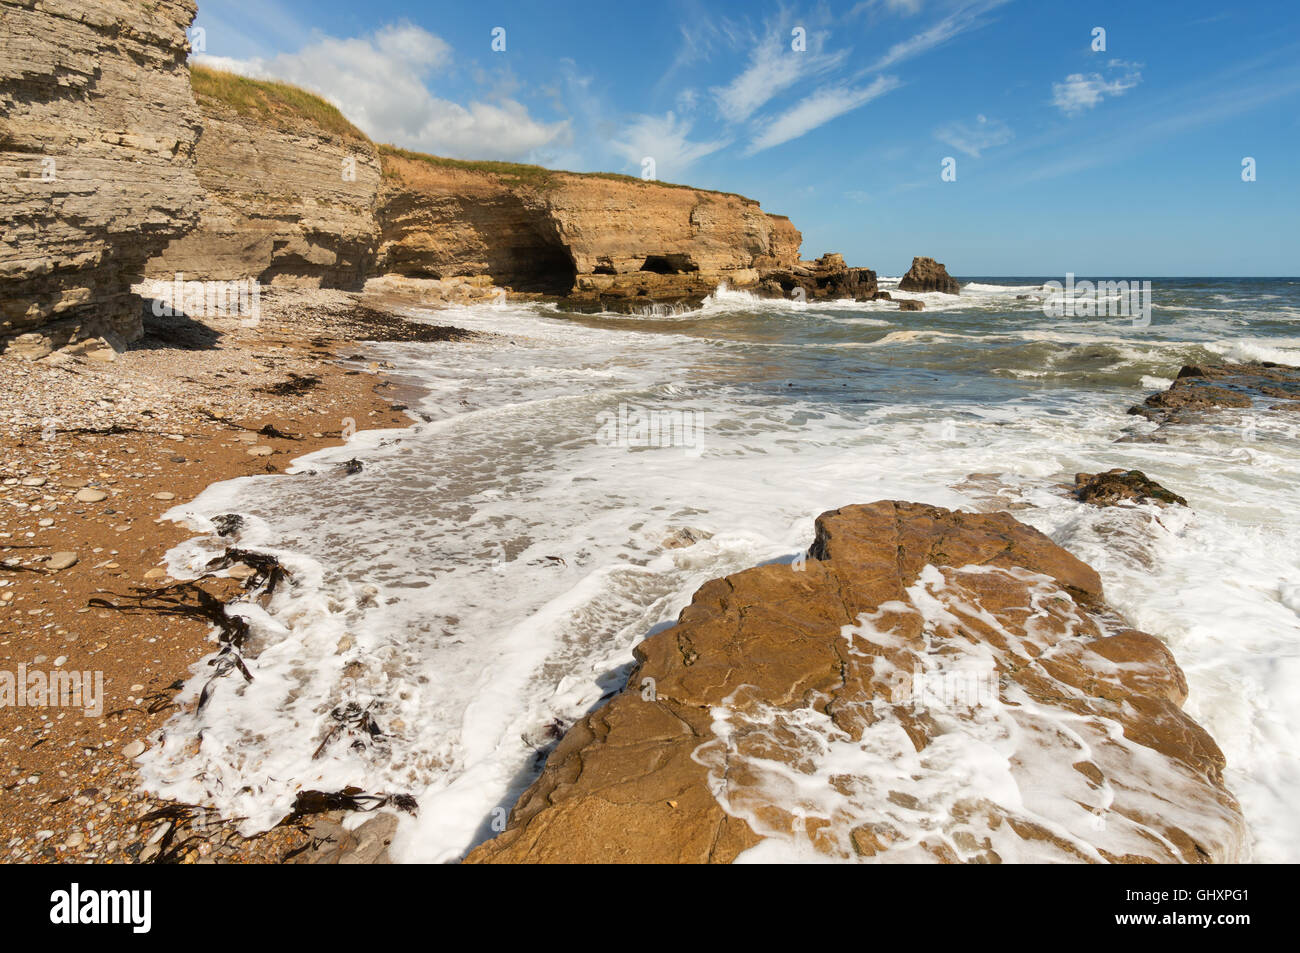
[640,254,699,275]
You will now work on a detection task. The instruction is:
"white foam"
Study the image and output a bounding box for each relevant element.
[139,293,1300,863]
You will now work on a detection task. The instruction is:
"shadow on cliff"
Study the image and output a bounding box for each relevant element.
[133,298,224,351]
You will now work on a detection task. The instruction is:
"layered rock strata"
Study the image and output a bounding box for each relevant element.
[467,501,1245,864]
[147,67,382,290]
[757,252,878,304]
[0,0,205,357]
[377,148,810,310]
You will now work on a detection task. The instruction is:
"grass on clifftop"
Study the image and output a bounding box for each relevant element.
[186,67,746,198]
[377,144,747,199]
[189,63,369,142]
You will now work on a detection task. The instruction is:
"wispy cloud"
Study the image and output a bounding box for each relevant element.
[850,0,926,17]
[1022,60,1300,181]
[712,25,848,122]
[194,23,570,160]
[1052,62,1142,115]
[935,113,1013,156]
[868,0,1011,72]
[746,76,902,154]
[611,112,731,176]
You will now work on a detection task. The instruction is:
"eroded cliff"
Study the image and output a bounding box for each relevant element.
[0,0,205,357]
[376,147,810,307]
[146,65,382,290]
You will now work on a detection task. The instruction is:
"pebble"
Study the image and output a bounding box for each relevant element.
[152,492,176,501]
[247,446,273,456]
[226,563,257,581]
[74,488,108,503]
[21,477,47,487]
[121,740,146,759]
[46,552,79,571]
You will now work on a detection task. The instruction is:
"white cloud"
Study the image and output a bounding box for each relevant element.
[1052,66,1142,114]
[935,113,1013,156]
[869,0,1010,72]
[746,76,902,154]
[610,112,731,177]
[193,23,569,160]
[851,0,925,16]
[711,28,848,122]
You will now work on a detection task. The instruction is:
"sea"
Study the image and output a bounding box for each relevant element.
[143,275,1300,863]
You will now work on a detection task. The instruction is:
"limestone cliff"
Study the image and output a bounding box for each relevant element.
[0,0,205,357]
[376,147,809,308]
[466,502,1245,864]
[146,65,382,289]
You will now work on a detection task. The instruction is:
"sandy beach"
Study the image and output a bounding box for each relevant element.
[0,288,470,862]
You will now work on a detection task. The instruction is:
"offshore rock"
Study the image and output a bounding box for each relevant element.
[898,256,960,295]
[1073,469,1188,507]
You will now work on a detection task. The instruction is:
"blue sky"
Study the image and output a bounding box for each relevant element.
[193,0,1300,275]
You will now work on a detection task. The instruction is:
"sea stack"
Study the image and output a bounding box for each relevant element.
[899,256,960,295]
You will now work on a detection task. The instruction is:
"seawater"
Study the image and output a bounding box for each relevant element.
[143,276,1300,863]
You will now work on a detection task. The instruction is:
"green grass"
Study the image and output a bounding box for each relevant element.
[187,67,748,199]
[377,145,560,187]
[189,64,369,142]
[377,144,747,199]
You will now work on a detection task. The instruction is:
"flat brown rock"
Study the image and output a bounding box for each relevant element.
[1129,361,1300,421]
[466,501,1245,864]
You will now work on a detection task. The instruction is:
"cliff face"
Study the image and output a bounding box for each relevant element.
[375,151,575,294]
[376,149,806,306]
[467,502,1246,864]
[146,66,382,289]
[0,0,205,357]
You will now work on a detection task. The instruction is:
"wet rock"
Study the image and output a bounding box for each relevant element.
[1130,362,1300,421]
[211,514,244,537]
[759,253,878,302]
[662,527,714,549]
[898,256,960,295]
[225,563,257,582]
[467,501,1243,864]
[288,812,398,864]
[896,298,924,311]
[1073,469,1187,507]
